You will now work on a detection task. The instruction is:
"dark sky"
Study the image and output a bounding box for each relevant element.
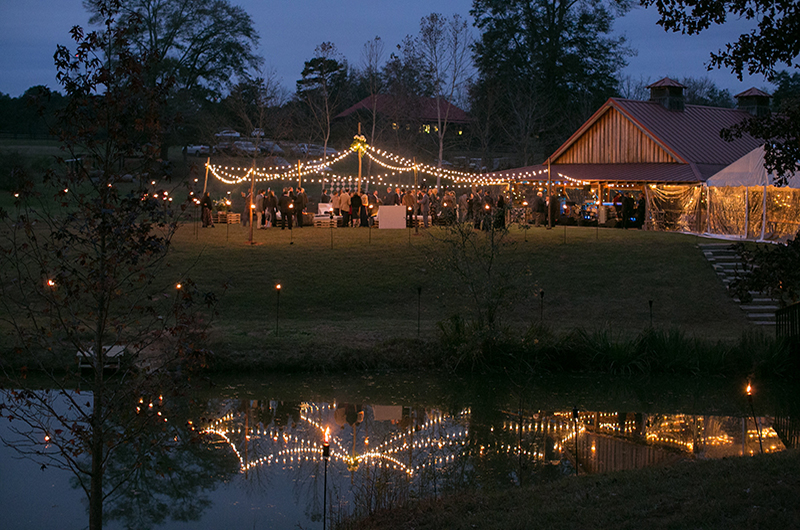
[0,0,776,98]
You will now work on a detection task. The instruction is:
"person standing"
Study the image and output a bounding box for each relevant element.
[532,192,545,226]
[622,192,635,229]
[360,190,369,227]
[402,188,417,228]
[332,189,341,216]
[350,190,363,227]
[295,187,308,228]
[254,189,266,228]
[339,189,351,227]
[458,192,469,223]
[278,188,293,230]
[384,186,396,207]
[265,189,277,227]
[200,192,214,228]
[495,193,506,229]
[418,189,430,228]
[241,190,252,226]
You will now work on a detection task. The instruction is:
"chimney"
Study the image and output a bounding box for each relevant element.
[646,77,686,111]
[735,88,771,117]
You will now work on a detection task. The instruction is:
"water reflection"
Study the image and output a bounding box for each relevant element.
[3,376,797,530]
[197,400,787,523]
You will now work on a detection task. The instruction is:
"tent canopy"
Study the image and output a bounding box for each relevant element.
[706,146,800,188]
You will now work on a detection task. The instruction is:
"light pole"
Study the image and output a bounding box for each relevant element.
[322,427,330,530]
[275,284,281,336]
[572,406,579,476]
[746,383,764,453]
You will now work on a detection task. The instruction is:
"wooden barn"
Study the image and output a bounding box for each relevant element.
[494,78,794,235]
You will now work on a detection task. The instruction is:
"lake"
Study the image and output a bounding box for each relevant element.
[2,372,797,530]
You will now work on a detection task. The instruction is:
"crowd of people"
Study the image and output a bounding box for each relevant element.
[318,186,519,230]
[198,184,647,231]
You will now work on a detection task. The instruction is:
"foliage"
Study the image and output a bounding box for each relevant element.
[438,322,793,377]
[0,3,216,529]
[729,237,800,307]
[429,218,532,367]
[84,0,262,149]
[640,0,800,184]
[0,86,67,137]
[296,42,352,150]
[84,0,261,96]
[470,0,632,164]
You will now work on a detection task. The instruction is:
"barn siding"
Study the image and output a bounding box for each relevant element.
[555,109,677,164]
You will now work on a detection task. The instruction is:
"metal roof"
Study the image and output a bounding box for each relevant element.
[609,98,762,168]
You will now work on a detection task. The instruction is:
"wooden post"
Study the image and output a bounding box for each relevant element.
[413,157,419,235]
[202,157,210,195]
[297,160,302,190]
[357,123,362,193]
[248,160,255,244]
[547,158,552,229]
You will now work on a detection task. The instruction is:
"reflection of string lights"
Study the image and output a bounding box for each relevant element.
[202,405,787,480]
[202,405,473,477]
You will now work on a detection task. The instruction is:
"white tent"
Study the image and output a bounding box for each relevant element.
[704,146,800,241]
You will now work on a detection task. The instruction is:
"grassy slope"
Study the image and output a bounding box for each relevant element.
[348,449,800,530]
[164,221,750,360]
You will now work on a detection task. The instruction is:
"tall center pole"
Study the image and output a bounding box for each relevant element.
[357,123,362,193]
[248,160,255,244]
[297,160,302,190]
[547,158,553,229]
[202,157,210,195]
[413,158,419,235]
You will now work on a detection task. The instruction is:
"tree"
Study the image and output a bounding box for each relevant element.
[470,0,631,165]
[417,13,474,187]
[427,209,531,368]
[361,37,386,150]
[729,236,800,307]
[84,0,262,150]
[296,42,349,159]
[0,3,214,529]
[640,0,800,184]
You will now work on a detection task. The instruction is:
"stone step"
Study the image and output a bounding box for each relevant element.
[740,305,779,311]
[746,313,776,320]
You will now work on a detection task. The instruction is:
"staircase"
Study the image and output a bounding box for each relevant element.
[699,242,778,327]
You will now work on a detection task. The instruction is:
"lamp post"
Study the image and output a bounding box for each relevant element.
[322,427,330,530]
[288,203,294,245]
[539,289,545,323]
[368,204,373,244]
[572,406,579,476]
[746,383,764,454]
[275,284,281,336]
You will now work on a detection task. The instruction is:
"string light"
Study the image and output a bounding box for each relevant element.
[205,141,590,189]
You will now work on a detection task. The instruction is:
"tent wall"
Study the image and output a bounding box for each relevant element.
[652,184,800,242]
[645,185,703,233]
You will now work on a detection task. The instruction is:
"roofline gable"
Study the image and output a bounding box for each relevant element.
[546,98,687,165]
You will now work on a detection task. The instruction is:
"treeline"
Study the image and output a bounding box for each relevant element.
[2,0,798,172]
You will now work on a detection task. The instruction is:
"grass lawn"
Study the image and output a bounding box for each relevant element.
[163,220,751,364]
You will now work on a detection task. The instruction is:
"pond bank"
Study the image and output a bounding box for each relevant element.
[346,448,800,530]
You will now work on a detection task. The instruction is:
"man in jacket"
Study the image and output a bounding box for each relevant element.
[278,188,294,230]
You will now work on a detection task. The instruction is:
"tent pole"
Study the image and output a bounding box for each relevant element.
[705,185,710,235]
[760,183,767,241]
[744,188,749,239]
